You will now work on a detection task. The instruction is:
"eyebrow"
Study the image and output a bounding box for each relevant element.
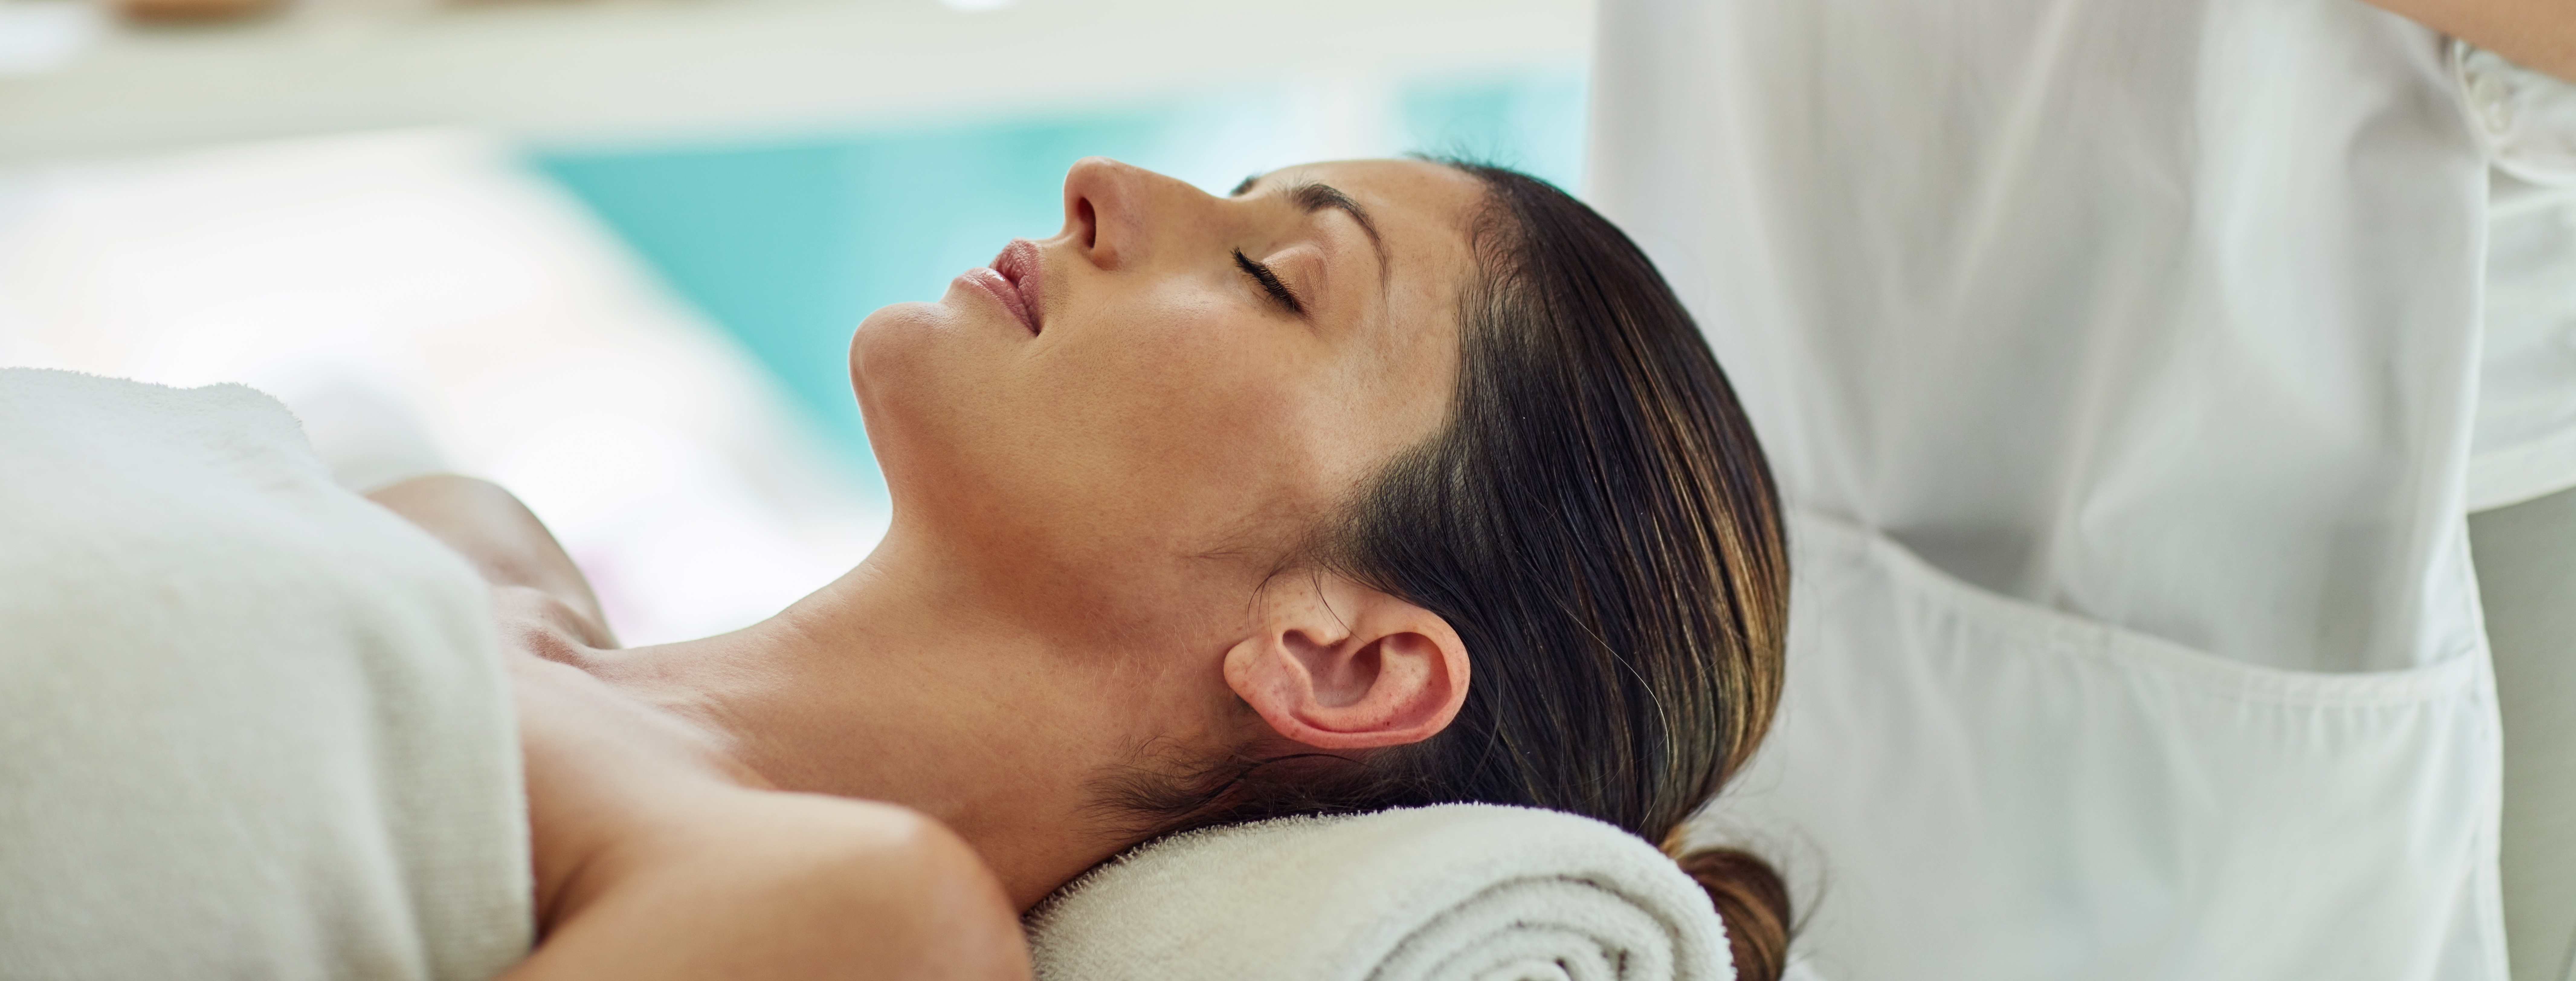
[1232,173,1388,274]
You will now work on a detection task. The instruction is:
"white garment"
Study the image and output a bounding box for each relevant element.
[1590,0,2504,976]
[2462,45,2576,511]
[1724,516,2498,978]
[0,368,531,981]
[1024,804,1733,981]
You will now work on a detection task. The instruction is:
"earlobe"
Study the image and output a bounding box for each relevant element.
[1222,577,1470,751]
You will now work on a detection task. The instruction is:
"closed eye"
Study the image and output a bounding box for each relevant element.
[1232,248,1304,316]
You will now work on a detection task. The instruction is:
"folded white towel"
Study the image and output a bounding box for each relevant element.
[1024,803,1734,981]
[0,368,530,981]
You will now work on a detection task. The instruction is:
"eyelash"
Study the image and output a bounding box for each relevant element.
[1231,248,1304,316]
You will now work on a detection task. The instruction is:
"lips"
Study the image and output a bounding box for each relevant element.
[973,238,1044,336]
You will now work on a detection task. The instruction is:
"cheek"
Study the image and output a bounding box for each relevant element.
[1023,296,1336,540]
[1088,309,1301,455]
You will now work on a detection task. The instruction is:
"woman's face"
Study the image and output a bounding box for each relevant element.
[850,157,1485,632]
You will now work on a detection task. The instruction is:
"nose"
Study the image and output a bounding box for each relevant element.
[1057,156,1208,272]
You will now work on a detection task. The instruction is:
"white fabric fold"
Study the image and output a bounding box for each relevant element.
[1588,0,2506,973]
[2458,45,2576,510]
[2455,40,2576,187]
[1024,804,1734,981]
[0,367,531,981]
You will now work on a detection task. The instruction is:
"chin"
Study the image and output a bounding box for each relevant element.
[849,301,955,417]
[851,299,924,379]
[847,300,1013,520]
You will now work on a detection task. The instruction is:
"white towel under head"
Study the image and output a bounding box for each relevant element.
[1024,803,1735,981]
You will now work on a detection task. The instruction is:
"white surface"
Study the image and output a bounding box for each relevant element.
[0,368,529,980]
[0,129,883,645]
[1592,0,2504,975]
[0,0,1591,163]
[1026,804,1732,981]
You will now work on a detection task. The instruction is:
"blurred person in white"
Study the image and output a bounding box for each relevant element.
[1591,0,2576,978]
[2,150,1806,978]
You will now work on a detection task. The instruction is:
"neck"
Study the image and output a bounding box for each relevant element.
[587,529,1226,909]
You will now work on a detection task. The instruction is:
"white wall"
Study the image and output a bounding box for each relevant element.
[0,0,1592,163]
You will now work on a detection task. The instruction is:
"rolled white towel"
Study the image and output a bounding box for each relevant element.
[1024,803,1734,981]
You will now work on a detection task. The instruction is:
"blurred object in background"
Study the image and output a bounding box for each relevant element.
[0,0,1593,643]
[0,130,882,645]
[0,0,1590,161]
[115,0,279,25]
[0,0,104,74]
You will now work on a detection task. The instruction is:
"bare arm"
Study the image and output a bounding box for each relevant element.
[2368,0,2576,83]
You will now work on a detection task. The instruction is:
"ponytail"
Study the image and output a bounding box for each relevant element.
[1674,845,1790,981]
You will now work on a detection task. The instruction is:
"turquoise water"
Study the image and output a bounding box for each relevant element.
[532,70,1586,493]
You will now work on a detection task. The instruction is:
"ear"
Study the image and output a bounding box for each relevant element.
[1222,572,1470,751]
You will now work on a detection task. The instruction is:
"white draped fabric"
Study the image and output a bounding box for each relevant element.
[1589,0,2521,976]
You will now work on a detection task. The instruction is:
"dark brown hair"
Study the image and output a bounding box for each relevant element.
[1105,161,1794,978]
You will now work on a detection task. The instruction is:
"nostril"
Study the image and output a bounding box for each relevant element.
[1077,197,1098,250]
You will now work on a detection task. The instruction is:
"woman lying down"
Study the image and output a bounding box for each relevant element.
[0,159,1788,979]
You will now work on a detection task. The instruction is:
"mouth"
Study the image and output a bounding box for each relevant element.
[973,238,1044,336]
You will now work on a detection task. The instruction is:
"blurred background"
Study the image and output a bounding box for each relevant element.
[0,0,1595,643]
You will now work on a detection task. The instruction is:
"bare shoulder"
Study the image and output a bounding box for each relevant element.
[507,791,1032,981]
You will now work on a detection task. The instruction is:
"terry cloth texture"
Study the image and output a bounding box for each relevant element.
[0,368,531,981]
[1025,803,1735,981]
